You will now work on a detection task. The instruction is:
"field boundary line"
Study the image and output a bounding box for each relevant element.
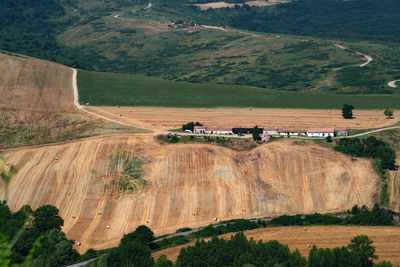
[72,68,147,129]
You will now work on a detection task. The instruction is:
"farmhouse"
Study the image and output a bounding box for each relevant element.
[263,128,278,136]
[307,128,335,137]
[338,130,349,136]
[194,126,207,134]
[277,129,307,136]
[206,127,233,135]
[194,126,233,135]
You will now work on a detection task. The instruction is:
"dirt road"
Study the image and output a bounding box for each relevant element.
[334,44,373,67]
[72,69,142,129]
[153,226,400,265]
[388,79,400,88]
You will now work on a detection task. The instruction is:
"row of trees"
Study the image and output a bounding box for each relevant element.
[269,204,394,227]
[334,136,397,170]
[176,232,391,267]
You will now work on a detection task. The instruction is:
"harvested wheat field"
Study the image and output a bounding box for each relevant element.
[194,0,286,10]
[0,52,74,113]
[86,106,399,132]
[153,226,400,265]
[1,136,378,252]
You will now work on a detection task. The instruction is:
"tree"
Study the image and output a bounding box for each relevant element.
[182,122,202,132]
[325,135,332,143]
[32,205,64,234]
[342,104,354,119]
[0,157,17,200]
[384,108,394,119]
[155,255,174,267]
[252,125,261,141]
[120,225,155,246]
[106,239,154,267]
[348,235,377,267]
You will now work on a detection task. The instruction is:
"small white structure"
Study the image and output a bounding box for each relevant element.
[263,128,278,136]
[261,133,272,142]
[277,129,306,136]
[205,127,233,135]
[307,128,335,137]
[194,126,207,134]
[337,130,349,136]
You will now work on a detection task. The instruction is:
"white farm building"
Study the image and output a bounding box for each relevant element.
[307,128,335,137]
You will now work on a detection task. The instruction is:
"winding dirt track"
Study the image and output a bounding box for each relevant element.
[1,137,378,253]
[334,44,373,67]
[388,79,400,88]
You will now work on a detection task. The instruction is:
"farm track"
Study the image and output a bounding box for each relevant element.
[388,79,400,88]
[334,44,373,67]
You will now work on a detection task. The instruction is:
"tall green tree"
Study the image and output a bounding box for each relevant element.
[32,205,64,234]
[342,104,354,119]
[384,108,394,118]
[348,235,378,267]
[106,239,154,267]
[252,125,262,141]
[120,225,155,246]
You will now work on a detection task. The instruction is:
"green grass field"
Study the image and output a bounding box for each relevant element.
[78,70,400,109]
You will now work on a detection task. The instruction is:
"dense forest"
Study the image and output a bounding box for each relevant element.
[197,0,400,41]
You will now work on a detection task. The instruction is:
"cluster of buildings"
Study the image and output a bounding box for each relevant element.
[193,126,348,139]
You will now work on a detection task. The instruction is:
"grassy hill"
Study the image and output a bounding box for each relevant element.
[78,70,400,109]
[1,0,400,95]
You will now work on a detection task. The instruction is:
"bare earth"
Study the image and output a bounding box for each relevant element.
[86,106,399,132]
[152,226,400,265]
[1,136,378,253]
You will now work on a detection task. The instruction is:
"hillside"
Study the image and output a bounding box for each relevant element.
[0,52,74,112]
[0,52,141,148]
[1,0,400,94]
[1,137,378,252]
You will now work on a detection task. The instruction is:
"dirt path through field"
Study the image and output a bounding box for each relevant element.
[388,79,400,88]
[334,44,373,67]
[72,69,147,130]
[152,226,400,265]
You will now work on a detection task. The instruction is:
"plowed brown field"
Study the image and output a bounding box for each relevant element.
[86,106,399,132]
[1,136,378,252]
[152,226,400,265]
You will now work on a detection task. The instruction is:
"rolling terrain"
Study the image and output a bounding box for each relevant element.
[0,52,74,112]
[153,226,400,265]
[1,137,378,252]
[0,52,142,148]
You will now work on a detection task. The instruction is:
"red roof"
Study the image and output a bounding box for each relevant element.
[307,128,335,133]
